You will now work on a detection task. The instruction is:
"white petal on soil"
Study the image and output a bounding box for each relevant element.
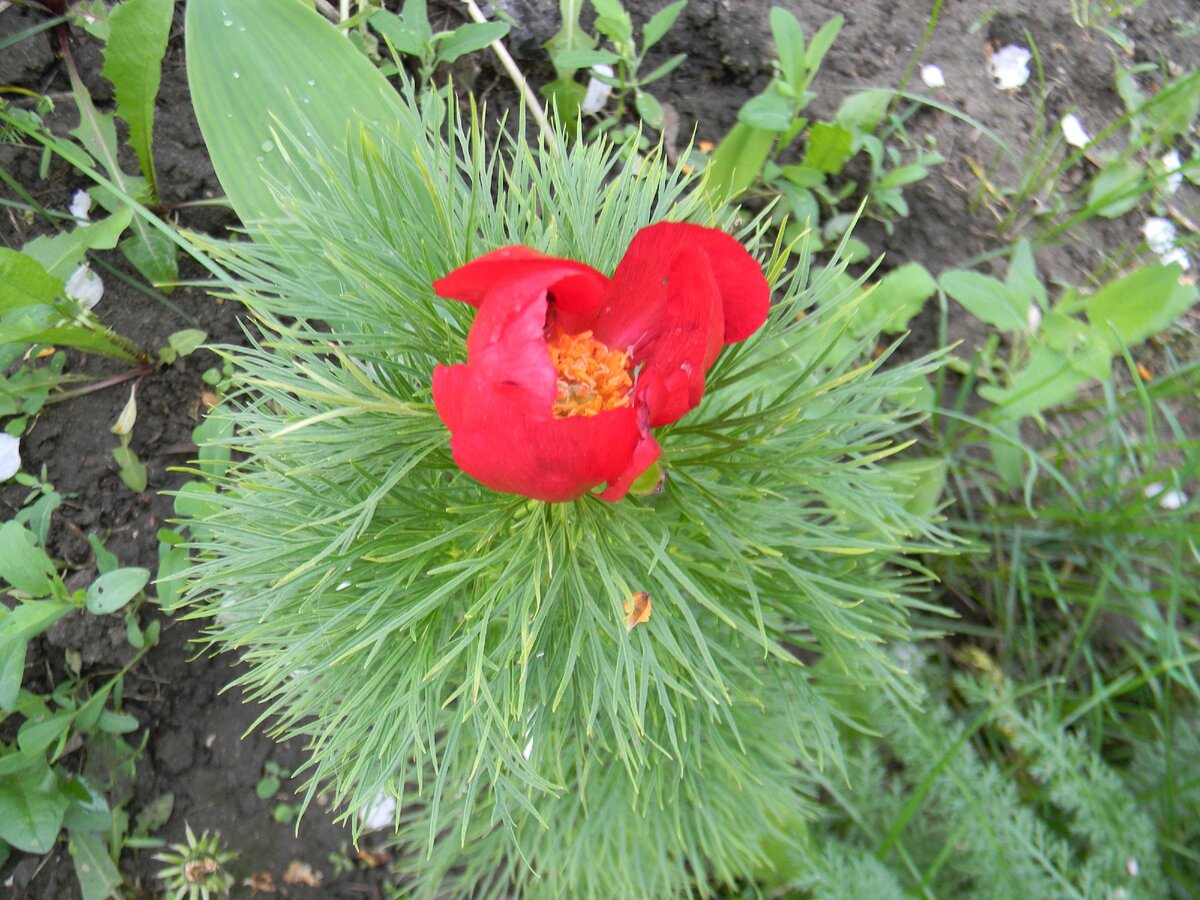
[111,385,137,436]
[1060,113,1090,148]
[65,264,104,310]
[581,64,614,115]
[920,64,946,88]
[1143,217,1191,270]
[69,189,92,222]
[361,791,397,831]
[1027,304,1042,333]
[1162,149,1183,194]
[0,434,20,481]
[989,45,1032,90]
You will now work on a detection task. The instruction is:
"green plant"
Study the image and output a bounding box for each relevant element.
[366,0,509,86]
[0,516,158,897]
[153,824,237,900]
[541,0,687,132]
[177,2,955,897]
[703,9,942,251]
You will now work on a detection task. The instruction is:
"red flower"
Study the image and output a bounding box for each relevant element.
[432,222,770,503]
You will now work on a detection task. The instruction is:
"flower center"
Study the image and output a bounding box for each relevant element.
[546,330,633,418]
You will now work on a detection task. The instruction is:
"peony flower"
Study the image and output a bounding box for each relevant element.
[431,222,770,503]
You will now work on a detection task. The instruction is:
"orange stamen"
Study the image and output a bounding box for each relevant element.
[546,330,633,418]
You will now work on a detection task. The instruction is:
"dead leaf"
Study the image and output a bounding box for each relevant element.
[624,591,652,632]
[200,388,220,408]
[245,871,277,894]
[357,847,390,867]
[282,860,324,887]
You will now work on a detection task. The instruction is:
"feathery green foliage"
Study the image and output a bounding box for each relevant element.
[176,74,952,894]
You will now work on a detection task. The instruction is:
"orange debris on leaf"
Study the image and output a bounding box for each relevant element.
[624,591,652,632]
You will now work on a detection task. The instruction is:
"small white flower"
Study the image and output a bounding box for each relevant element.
[580,64,614,115]
[69,189,92,222]
[1143,217,1191,270]
[990,45,1032,90]
[920,64,946,88]
[0,434,20,481]
[111,385,137,436]
[1060,113,1090,148]
[1161,149,1183,194]
[65,264,104,310]
[1027,304,1042,333]
[361,791,396,831]
[1127,858,1140,877]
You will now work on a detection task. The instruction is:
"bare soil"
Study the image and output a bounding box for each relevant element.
[1,0,1196,896]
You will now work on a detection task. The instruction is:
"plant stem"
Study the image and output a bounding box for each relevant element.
[47,364,154,405]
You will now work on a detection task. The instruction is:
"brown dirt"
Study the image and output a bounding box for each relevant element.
[1,0,1196,896]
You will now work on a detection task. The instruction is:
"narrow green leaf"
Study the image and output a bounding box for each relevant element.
[1005,238,1045,308]
[1085,159,1145,218]
[102,0,173,201]
[187,0,416,225]
[0,249,63,311]
[768,7,805,88]
[0,638,28,711]
[0,318,140,363]
[97,711,139,734]
[643,0,686,52]
[69,829,123,900]
[85,567,150,615]
[18,713,75,757]
[704,122,774,201]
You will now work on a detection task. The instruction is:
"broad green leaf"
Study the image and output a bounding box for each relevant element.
[0,520,57,596]
[978,345,1090,419]
[102,0,173,200]
[779,164,824,188]
[112,444,148,493]
[187,0,415,225]
[552,48,621,69]
[163,328,207,361]
[544,0,596,76]
[85,567,150,615]
[69,829,123,900]
[22,207,133,280]
[803,122,853,173]
[369,8,432,57]
[769,7,805,88]
[133,792,174,836]
[0,762,69,853]
[940,269,1030,333]
[436,22,508,65]
[1084,263,1197,350]
[836,89,891,134]
[704,123,774,201]
[0,249,63,312]
[119,225,177,288]
[855,262,936,336]
[643,0,686,52]
[738,89,794,132]
[591,0,633,50]
[1085,159,1145,218]
[634,90,664,129]
[155,540,191,611]
[62,778,112,834]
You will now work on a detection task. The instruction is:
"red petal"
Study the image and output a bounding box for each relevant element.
[435,247,608,317]
[595,429,662,502]
[437,395,643,502]
[593,223,768,353]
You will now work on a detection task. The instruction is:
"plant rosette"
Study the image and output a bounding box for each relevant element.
[180,1,951,895]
